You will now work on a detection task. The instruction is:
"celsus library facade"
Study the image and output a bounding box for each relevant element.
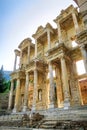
[8,5,87,113]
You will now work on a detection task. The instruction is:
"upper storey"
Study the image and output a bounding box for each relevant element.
[19,38,35,67]
[32,23,57,60]
[13,5,84,71]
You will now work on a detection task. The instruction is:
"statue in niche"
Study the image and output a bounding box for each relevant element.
[38,89,42,101]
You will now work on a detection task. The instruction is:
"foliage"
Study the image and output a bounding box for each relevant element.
[0,65,11,93]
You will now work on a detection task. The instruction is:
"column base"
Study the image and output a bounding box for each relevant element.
[49,102,55,109]
[32,105,36,112]
[12,107,17,113]
[22,106,27,112]
[64,100,70,110]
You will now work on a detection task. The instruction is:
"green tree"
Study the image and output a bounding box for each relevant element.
[0,65,7,93]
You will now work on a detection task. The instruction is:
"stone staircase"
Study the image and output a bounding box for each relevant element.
[0,106,87,129]
[38,120,87,129]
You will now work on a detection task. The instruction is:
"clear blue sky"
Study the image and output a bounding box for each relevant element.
[0,0,77,71]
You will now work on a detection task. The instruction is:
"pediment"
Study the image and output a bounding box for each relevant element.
[36,26,44,34]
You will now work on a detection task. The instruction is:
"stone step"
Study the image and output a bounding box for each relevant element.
[42,120,57,125]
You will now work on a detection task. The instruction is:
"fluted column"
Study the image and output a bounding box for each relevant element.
[60,55,70,109]
[47,29,51,49]
[13,78,20,113]
[8,80,14,110]
[35,39,37,58]
[80,45,87,73]
[57,21,62,43]
[32,68,38,111]
[48,61,55,108]
[72,12,80,33]
[27,44,30,63]
[14,53,17,71]
[23,72,29,112]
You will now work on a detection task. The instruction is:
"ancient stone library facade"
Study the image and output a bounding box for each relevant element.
[8,4,87,113]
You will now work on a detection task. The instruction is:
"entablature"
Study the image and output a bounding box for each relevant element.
[10,70,25,80]
[54,5,78,23]
[26,58,47,73]
[32,23,55,41]
[68,47,82,61]
[45,42,69,62]
[18,38,34,50]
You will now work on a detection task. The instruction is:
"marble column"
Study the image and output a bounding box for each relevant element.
[57,21,62,43]
[32,69,38,111]
[23,72,29,112]
[72,12,80,33]
[48,61,55,108]
[27,44,30,64]
[13,78,20,113]
[14,53,17,71]
[19,50,22,68]
[55,66,63,108]
[35,39,37,58]
[80,45,87,73]
[47,29,51,49]
[8,80,14,110]
[60,55,70,109]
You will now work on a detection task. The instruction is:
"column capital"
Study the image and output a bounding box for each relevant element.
[59,53,65,59]
[25,71,29,75]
